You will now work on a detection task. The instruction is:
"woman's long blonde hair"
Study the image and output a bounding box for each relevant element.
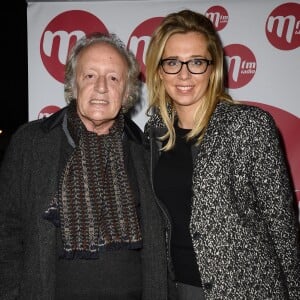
[145,9,234,150]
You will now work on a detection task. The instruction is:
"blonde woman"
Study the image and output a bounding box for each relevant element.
[144,9,300,300]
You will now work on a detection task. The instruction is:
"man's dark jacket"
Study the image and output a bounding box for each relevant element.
[0,107,173,300]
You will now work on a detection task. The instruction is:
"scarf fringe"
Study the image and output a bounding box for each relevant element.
[60,241,143,259]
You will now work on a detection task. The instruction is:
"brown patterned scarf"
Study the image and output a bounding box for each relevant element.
[44,103,142,258]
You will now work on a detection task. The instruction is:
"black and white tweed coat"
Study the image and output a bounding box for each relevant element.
[144,101,300,300]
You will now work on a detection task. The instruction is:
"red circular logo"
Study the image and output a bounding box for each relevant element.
[206,6,229,31]
[128,17,164,82]
[224,44,256,89]
[40,10,108,83]
[266,2,300,50]
[38,105,61,119]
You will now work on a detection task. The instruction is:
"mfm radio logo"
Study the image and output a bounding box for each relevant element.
[128,17,163,82]
[40,10,108,83]
[266,2,300,50]
[223,44,256,89]
[206,5,229,31]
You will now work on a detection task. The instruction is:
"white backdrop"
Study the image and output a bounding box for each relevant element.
[27,0,300,214]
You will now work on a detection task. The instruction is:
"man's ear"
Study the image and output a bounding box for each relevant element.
[125,86,130,100]
[122,87,130,107]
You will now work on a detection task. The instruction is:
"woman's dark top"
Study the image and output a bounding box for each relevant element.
[154,123,201,287]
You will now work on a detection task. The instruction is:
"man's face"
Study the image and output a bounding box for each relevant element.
[75,42,128,135]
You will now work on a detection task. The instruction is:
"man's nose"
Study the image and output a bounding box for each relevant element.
[95,75,108,93]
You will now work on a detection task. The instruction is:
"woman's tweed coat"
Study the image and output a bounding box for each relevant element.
[144,101,300,300]
[0,107,173,300]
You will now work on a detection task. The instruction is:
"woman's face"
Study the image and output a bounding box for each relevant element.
[159,31,212,118]
[75,42,128,134]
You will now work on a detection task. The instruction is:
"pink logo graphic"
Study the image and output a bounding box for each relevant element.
[128,17,164,82]
[38,105,61,119]
[206,5,229,31]
[266,2,300,50]
[244,100,300,204]
[40,10,108,83]
[224,44,256,89]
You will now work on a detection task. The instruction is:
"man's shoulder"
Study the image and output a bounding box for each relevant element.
[11,107,67,144]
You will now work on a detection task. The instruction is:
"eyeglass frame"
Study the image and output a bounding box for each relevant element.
[159,58,213,74]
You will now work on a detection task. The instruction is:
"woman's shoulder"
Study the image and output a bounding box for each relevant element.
[215,101,276,128]
[145,112,164,128]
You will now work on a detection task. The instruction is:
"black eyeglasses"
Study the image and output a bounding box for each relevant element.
[160,58,213,74]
